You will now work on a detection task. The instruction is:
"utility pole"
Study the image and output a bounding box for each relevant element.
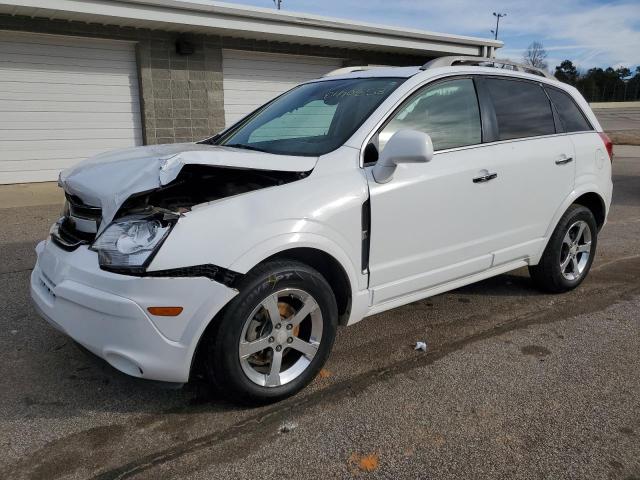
[491,12,506,40]
[273,0,282,9]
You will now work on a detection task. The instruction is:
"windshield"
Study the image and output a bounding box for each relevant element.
[216,77,404,156]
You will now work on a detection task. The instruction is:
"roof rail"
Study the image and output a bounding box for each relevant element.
[420,56,554,79]
[323,66,377,77]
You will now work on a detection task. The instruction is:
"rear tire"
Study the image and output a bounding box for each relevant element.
[529,204,597,293]
[205,260,338,404]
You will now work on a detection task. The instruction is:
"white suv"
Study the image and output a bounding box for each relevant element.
[31,57,613,403]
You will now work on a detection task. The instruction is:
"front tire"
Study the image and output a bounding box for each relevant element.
[529,204,598,293]
[205,260,338,404]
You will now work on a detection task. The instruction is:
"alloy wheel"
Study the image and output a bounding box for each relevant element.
[559,220,592,281]
[238,288,323,387]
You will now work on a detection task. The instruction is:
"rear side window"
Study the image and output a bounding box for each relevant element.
[485,78,556,140]
[546,88,592,132]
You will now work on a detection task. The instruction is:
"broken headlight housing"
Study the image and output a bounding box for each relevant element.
[90,212,177,273]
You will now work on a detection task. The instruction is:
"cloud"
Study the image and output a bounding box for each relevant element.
[231,0,640,68]
[493,1,640,68]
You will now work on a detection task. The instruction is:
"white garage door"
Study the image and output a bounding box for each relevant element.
[222,50,342,127]
[0,32,142,184]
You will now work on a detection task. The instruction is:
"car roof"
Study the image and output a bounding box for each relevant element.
[314,62,558,85]
[311,55,560,84]
[313,66,422,81]
[301,63,598,129]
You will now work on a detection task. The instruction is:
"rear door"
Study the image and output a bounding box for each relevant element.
[474,76,576,265]
[544,86,604,196]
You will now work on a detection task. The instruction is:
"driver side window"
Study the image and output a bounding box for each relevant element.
[379,78,482,152]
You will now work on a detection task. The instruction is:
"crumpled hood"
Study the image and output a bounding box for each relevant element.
[59,143,317,231]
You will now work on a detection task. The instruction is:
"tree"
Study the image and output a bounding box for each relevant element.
[555,61,640,102]
[523,41,548,70]
[554,60,579,85]
[630,67,640,101]
[615,67,631,80]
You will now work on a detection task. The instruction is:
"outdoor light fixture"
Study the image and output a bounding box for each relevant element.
[175,37,194,56]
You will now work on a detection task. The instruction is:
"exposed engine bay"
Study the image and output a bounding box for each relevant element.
[53,164,310,254]
[118,164,309,215]
[57,142,318,235]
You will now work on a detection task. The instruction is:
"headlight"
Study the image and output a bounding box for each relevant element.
[91,214,176,272]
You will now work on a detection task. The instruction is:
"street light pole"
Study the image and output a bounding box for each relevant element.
[492,12,506,40]
[273,0,282,9]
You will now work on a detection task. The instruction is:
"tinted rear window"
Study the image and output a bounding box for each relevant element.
[546,87,592,132]
[485,78,556,140]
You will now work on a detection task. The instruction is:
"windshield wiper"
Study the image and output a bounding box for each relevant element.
[224,143,268,153]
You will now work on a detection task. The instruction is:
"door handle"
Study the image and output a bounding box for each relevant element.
[473,172,498,183]
[555,156,574,165]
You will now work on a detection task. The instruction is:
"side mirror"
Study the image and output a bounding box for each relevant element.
[372,130,433,183]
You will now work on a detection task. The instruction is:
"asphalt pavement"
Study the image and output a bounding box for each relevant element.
[0,143,639,479]
[595,106,640,132]
[594,105,640,145]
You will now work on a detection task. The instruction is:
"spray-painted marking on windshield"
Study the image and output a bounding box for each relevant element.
[324,87,392,100]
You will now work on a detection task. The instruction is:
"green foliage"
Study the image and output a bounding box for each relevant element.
[554,60,578,85]
[554,59,640,102]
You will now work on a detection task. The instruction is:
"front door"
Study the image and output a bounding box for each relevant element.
[366,77,497,305]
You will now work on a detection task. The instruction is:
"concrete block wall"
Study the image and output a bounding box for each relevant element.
[0,14,426,146]
[136,34,226,144]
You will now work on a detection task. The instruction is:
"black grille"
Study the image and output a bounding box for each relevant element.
[66,194,101,221]
[59,217,95,242]
[51,195,102,250]
[63,194,101,241]
[50,218,90,251]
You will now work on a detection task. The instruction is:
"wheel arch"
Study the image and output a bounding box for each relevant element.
[257,247,353,326]
[229,232,362,318]
[573,192,606,231]
[546,187,608,238]
[533,188,607,266]
[189,245,355,381]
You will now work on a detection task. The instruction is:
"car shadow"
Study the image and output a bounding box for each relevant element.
[451,268,541,298]
[2,252,549,422]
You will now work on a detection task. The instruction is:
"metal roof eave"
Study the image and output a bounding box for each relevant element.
[0,0,503,55]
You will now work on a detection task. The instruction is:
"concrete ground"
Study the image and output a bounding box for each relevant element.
[1,150,639,477]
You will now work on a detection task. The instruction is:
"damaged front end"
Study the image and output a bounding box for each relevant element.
[93,165,307,276]
[50,194,102,251]
[52,145,314,280]
[118,164,308,215]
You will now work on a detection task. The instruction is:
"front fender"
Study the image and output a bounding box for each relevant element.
[229,231,363,292]
[148,160,369,287]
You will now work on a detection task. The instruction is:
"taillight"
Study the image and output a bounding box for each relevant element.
[598,132,613,162]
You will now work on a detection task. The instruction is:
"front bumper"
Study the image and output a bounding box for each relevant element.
[30,239,237,382]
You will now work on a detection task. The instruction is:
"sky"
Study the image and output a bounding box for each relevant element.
[225,0,640,73]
